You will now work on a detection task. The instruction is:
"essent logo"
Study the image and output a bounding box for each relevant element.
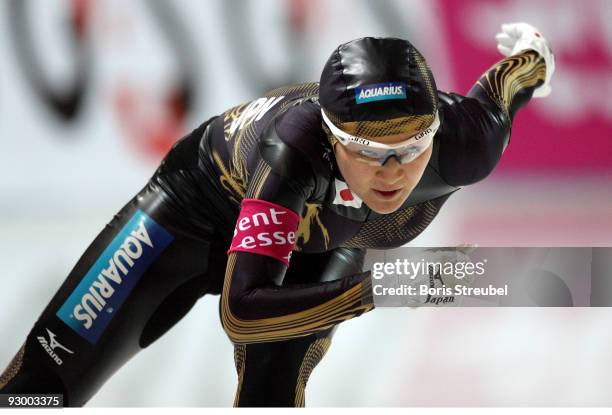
[228,199,299,265]
[233,207,296,249]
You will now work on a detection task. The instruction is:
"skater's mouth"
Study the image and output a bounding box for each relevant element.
[372,188,402,200]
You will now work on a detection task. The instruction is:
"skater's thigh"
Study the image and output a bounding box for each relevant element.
[1,182,216,406]
[232,247,366,407]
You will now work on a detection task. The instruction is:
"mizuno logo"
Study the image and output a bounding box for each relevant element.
[37,329,73,366]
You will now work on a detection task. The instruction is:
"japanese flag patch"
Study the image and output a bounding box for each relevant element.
[332,179,363,209]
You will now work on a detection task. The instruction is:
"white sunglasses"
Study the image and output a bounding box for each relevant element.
[321,109,440,166]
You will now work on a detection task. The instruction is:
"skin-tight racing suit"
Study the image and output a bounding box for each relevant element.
[0,50,546,406]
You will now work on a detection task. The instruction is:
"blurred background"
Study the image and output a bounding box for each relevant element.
[1,0,611,407]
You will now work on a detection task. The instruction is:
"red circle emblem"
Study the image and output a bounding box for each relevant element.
[340,189,354,201]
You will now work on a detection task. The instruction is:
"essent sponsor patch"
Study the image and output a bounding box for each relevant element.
[228,199,299,265]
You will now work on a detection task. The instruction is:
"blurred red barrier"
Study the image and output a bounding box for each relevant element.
[439,0,612,172]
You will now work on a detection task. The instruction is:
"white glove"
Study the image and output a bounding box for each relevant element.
[495,22,555,98]
[395,247,477,308]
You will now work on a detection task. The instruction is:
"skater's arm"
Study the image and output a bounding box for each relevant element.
[220,115,373,345]
[435,23,553,186]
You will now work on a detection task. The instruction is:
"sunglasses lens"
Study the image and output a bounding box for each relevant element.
[399,152,419,164]
[357,149,382,159]
[352,144,429,165]
[331,117,436,166]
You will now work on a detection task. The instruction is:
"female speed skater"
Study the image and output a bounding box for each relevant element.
[0,22,554,407]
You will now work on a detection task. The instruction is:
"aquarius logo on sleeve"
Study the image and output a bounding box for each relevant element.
[355,82,407,104]
[56,210,174,344]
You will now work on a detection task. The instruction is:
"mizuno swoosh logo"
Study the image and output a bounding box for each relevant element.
[46,329,74,354]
